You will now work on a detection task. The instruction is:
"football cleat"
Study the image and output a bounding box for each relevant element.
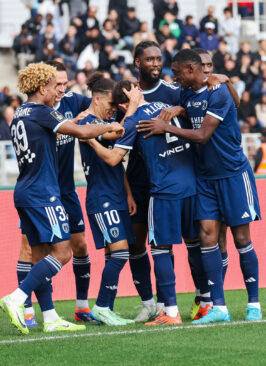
[113,312,135,324]
[43,317,86,332]
[0,295,29,334]
[90,307,133,326]
[194,304,212,320]
[192,307,231,324]
[245,305,262,321]
[25,314,38,327]
[190,298,200,320]
[145,312,182,326]
[134,304,157,322]
[74,307,101,324]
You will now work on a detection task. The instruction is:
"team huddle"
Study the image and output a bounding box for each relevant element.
[0,41,262,335]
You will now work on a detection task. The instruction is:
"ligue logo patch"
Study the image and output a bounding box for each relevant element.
[110,227,119,238]
[62,223,69,233]
[202,100,208,110]
[51,110,65,122]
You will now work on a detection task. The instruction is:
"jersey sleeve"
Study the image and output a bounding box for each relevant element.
[114,116,137,150]
[206,85,233,121]
[76,93,92,111]
[36,106,68,133]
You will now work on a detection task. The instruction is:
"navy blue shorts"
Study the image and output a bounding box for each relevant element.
[88,209,136,249]
[17,204,70,246]
[196,167,261,227]
[148,195,198,246]
[61,191,85,234]
[131,198,149,224]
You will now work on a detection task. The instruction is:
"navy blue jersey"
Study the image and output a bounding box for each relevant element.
[126,80,181,200]
[56,91,91,194]
[115,102,196,199]
[78,114,128,214]
[180,84,249,179]
[11,102,67,207]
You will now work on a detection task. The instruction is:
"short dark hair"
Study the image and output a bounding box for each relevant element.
[134,41,161,63]
[173,49,202,66]
[45,60,66,71]
[193,48,210,56]
[87,71,115,94]
[112,80,132,107]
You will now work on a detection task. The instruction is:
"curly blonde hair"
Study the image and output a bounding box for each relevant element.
[18,62,57,95]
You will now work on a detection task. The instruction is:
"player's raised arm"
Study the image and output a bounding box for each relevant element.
[204,73,240,107]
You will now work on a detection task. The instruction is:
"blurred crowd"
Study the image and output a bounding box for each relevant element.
[0,0,266,141]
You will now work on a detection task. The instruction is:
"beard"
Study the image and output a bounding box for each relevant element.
[139,67,162,85]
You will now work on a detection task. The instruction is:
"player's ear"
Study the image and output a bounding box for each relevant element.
[134,58,140,69]
[39,84,46,95]
[118,103,128,113]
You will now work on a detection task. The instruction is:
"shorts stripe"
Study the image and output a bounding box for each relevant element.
[148,197,154,231]
[242,171,254,206]
[45,207,59,227]
[95,213,107,232]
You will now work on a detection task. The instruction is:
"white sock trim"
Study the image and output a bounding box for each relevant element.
[165,305,179,317]
[43,309,59,323]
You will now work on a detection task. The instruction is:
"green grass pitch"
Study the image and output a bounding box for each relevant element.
[1,289,266,366]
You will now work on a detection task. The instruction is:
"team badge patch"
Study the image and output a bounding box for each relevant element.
[62,223,69,233]
[110,227,119,238]
[50,110,65,122]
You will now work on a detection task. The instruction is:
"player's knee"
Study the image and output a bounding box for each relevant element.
[129,241,146,256]
[233,231,250,248]
[70,234,88,256]
[51,242,72,265]
[199,227,217,247]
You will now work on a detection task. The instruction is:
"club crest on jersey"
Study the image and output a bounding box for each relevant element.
[110,227,119,238]
[65,111,73,119]
[62,223,69,233]
[202,100,208,110]
[51,110,65,122]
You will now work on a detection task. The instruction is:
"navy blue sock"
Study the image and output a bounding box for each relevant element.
[151,248,176,307]
[238,242,259,303]
[129,251,153,301]
[201,244,225,306]
[170,247,174,268]
[104,253,116,311]
[221,251,228,283]
[96,250,129,308]
[34,281,54,312]
[19,255,62,297]
[73,255,91,301]
[186,242,209,299]
[17,261,33,308]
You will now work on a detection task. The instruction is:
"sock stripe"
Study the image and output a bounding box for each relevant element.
[201,244,219,254]
[222,258,229,266]
[129,251,147,260]
[17,264,32,271]
[151,248,170,256]
[111,250,129,260]
[238,243,253,254]
[73,257,90,265]
[105,254,111,261]
[45,255,62,272]
[186,242,201,249]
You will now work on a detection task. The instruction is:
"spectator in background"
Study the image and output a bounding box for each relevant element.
[13,24,37,70]
[118,7,140,50]
[75,6,99,37]
[237,41,257,65]
[254,131,266,175]
[199,22,219,53]
[182,15,200,48]
[107,9,120,32]
[112,61,132,81]
[238,91,258,130]
[0,106,14,140]
[22,0,39,18]
[59,24,79,70]
[101,18,120,45]
[255,92,266,128]
[35,36,59,62]
[239,54,257,90]
[25,13,43,35]
[156,23,173,45]
[0,87,11,107]
[77,41,101,70]
[252,68,266,103]
[153,0,179,30]
[213,39,230,73]
[258,39,266,62]
[231,74,245,99]
[133,22,157,49]
[99,40,124,72]
[70,70,91,97]
[219,7,239,56]
[37,22,58,51]
[77,26,105,54]
[158,11,183,43]
[108,0,128,18]
[200,6,218,34]
[224,57,238,78]
[161,38,177,77]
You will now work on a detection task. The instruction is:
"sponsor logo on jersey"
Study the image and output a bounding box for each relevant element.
[50,196,56,202]
[110,227,119,238]
[62,223,69,233]
[192,101,201,108]
[159,145,184,158]
[65,111,73,119]
[51,110,65,122]
[103,202,110,208]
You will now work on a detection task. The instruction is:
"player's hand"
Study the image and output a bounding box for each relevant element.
[204,74,229,90]
[127,194,137,216]
[137,118,169,138]
[109,122,125,137]
[158,106,186,121]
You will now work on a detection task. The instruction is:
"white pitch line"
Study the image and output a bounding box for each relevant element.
[0,319,266,345]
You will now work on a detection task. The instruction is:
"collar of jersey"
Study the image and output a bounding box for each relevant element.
[137,102,149,109]
[142,79,162,94]
[54,101,60,110]
[194,85,208,94]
